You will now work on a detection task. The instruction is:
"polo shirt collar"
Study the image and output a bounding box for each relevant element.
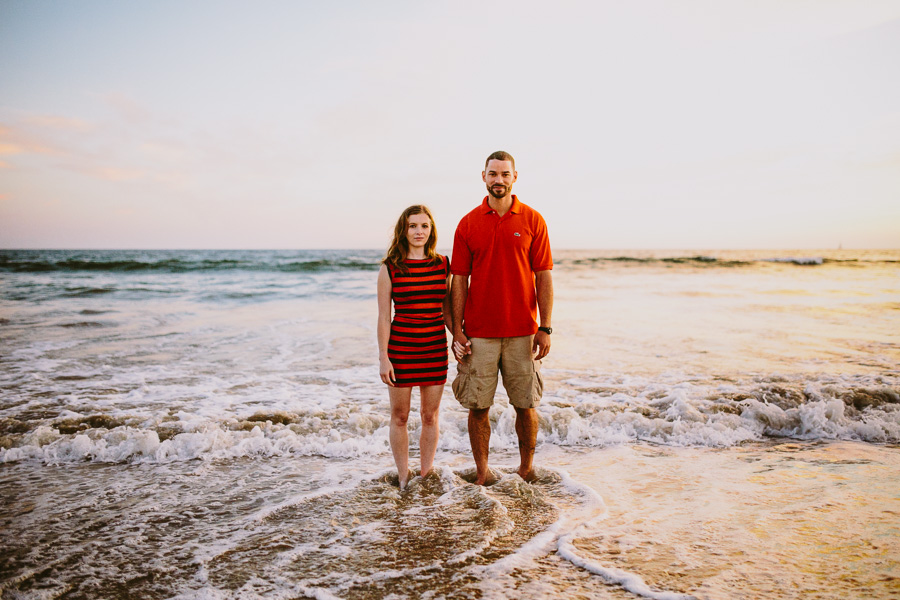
[482,195,522,214]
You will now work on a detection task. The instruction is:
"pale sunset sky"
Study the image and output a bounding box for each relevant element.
[1,1,898,249]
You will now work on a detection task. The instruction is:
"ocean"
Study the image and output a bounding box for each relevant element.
[1,248,898,599]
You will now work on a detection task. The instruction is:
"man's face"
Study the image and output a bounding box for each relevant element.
[482,159,517,200]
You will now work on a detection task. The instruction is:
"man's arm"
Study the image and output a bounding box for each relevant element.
[451,274,471,362]
[532,270,553,360]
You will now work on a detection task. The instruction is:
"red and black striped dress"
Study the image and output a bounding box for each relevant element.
[387,256,450,387]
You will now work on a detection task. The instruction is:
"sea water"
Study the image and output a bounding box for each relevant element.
[1,249,898,599]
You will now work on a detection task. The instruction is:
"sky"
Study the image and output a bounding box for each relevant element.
[1,0,898,249]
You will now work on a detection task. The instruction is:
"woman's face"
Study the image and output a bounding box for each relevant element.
[406,213,432,250]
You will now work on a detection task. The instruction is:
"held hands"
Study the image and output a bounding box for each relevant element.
[452,333,472,363]
[379,356,396,386]
[532,330,551,360]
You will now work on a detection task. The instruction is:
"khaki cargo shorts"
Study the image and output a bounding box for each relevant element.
[451,335,543,410]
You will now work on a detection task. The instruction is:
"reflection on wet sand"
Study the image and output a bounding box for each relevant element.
[2,442,896,599]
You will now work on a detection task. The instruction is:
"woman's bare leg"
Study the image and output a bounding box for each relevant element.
[389,386,412,488]
[418,384,443,477]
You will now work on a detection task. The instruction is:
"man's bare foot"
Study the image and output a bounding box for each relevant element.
[517,467,537,482]
[474,468,499,486]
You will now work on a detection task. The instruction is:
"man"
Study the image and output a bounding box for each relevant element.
[450,150,553,485]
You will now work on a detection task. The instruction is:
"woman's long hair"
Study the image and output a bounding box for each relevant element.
[383,205,440,274]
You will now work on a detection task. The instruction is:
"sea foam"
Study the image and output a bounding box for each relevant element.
[3,378,898,465]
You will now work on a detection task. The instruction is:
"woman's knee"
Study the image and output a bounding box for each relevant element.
[391,408,410,427]
[421,410,439,428]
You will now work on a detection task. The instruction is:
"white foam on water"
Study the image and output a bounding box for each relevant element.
[171,579,344,600]
[549,374,900,446]
[740,395,900,442]
[556,535,697,600]
[0,556,71,598]
[168,585,230,600]
[551,468,697,600]
[251,467,385,523]
[473,466,697,599]
[481,517,564,575]
[5,377,898,466]
[443,480,515,566]
[1,425,372,464]
[762,256,823,265]
[293,584,345,600]
[171,462,377,599]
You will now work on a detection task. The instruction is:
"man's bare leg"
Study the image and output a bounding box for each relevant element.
[468,407,493,485]
[514,406,538,482]
[389,386,412,489]
[418,384,442,477]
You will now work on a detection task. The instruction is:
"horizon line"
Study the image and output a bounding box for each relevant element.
[2,246,898,252]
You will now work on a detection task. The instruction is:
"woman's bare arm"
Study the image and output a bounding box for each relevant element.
[376,264,395,386]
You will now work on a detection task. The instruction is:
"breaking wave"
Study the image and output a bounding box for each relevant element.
[2,379,897,466]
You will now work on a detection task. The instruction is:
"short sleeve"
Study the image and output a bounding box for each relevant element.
[529,213,553,271]
[451,219,472,276]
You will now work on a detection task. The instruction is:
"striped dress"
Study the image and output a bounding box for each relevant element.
[387,256,450,387]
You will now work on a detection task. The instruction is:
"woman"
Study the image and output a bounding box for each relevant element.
[377,205,452,490]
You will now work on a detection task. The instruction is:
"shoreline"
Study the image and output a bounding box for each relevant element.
[2,441,897,599]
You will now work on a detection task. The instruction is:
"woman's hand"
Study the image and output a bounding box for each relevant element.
[452,332,471,363]
[380,356,396,386]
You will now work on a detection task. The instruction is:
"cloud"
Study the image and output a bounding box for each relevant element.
[102,92,153,124]
[0,110,156,183]
[91,167,145,182]
[864,151,900,169]
[0,123,67,158]
[0,142,22,155]
[24,115,94,132]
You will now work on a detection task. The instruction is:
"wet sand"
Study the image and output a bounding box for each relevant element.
[2,441,898,599]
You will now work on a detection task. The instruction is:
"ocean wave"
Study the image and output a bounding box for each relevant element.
[4,250,897,275]
[2,382,897,466]
[60,286,117,296]
[555,255,847,268]
[276,260,380,272]
[58,320,111,328]
[762,256,823,265]
[560,255,752,268]
[0,252,382,273]
[555,251,900,269]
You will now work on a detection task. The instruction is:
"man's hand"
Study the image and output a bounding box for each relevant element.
[452,333,472,363]
[532,330,551,360]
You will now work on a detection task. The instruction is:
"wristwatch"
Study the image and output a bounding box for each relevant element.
[538,327,552,335]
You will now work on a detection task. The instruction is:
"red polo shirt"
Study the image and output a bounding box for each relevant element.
[451,195,553,338]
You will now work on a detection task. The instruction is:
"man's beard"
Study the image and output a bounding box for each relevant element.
[487,184,510,199]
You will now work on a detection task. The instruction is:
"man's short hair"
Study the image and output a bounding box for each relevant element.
[485,150,515,172]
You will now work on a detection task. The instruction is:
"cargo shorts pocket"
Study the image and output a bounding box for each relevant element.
[453,361,498,410]
[451,361,470,403]
[531,359,544,404]
[505,358,544,409]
